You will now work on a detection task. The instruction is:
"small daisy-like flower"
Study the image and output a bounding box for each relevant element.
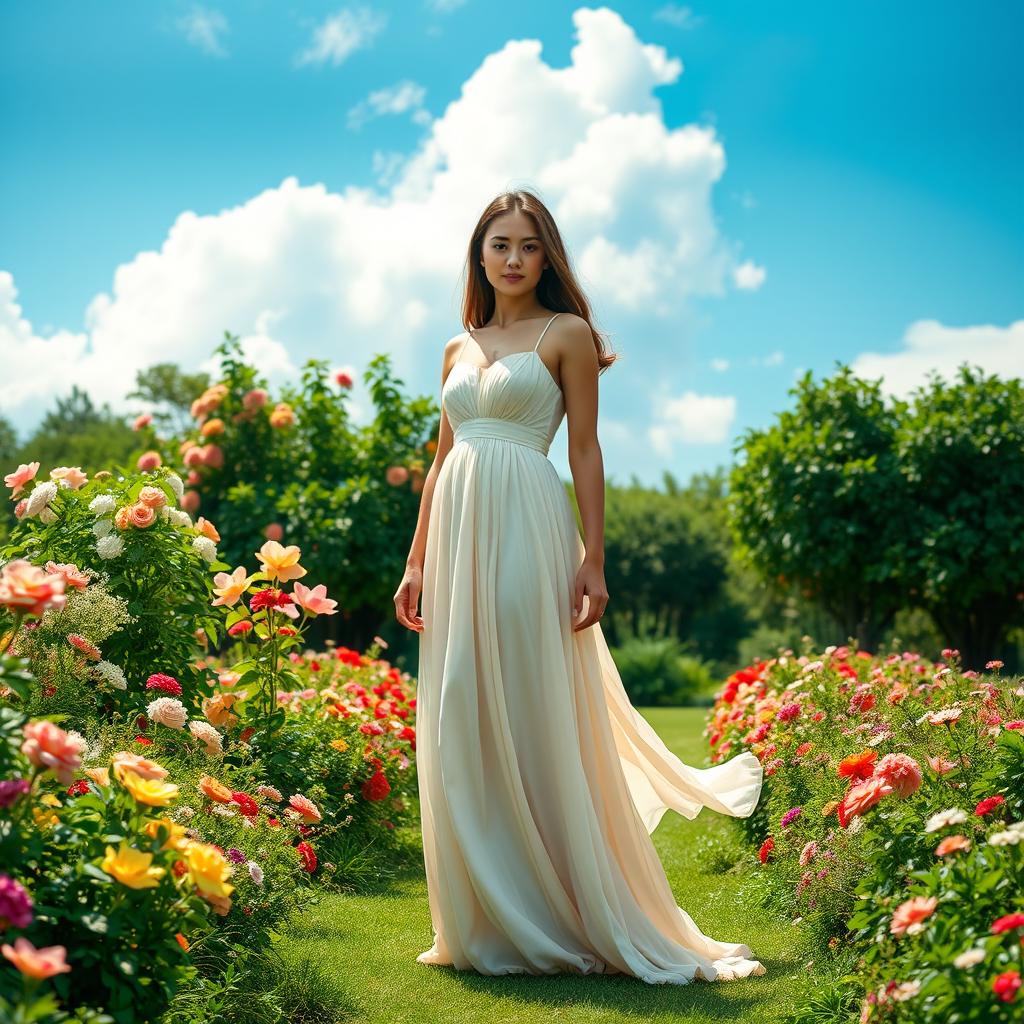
[93,660,127,690]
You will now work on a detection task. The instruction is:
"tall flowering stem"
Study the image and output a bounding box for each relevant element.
[211,542,338,742]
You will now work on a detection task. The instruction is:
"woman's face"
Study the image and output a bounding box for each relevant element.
[480,210,549,295]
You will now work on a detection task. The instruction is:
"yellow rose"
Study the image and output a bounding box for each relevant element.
[119,768,179,807]
[330,738,348,752]
[143,816,190,852]
[101,841,166,889]
[185,842,235,900]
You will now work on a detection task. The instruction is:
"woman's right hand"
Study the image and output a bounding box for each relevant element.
[394,565,424,632]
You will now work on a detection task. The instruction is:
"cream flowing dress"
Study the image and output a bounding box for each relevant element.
[414,313,767,984]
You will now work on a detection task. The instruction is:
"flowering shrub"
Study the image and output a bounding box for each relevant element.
[706,643,1024,1022]
[0,462,223,708]
[136,334,437,649]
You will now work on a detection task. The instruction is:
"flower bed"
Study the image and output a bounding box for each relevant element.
[707,645,1024,1022]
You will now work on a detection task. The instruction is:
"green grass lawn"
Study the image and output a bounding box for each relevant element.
[271,707,808,1024]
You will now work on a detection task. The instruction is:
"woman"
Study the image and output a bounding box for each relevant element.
[393,188,766,985]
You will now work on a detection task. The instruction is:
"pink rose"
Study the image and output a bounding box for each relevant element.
[4,462,40,498]
[243,388,268,410]
[137,486,167,509]
[263,523,284,542]
[0,560,67,618]
[129,503,156,529]
[201,444,224,469]
[21,720,85,784]
[49,466,88,489]
[136,451,162,471]
[183,446,205,468]
[385,466,409,486]
[181,490,201,514]
[133,413,153,431]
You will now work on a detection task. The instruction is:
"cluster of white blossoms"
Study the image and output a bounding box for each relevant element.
[192,536,218,563]
[24,481,59,522]
[924,808,969,832]
[988,820,1024,846]
[93,660,128,690]
[188,719,223,755]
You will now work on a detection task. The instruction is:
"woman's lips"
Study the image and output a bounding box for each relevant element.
[503,274,524,281]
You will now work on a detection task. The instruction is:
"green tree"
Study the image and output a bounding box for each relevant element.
[894,365,1024,669]
[727,365,911,652]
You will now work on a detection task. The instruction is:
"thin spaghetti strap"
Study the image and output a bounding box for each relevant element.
[534,312,562,353]
[454,329,474,365]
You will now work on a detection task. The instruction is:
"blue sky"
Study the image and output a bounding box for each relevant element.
[1,1,1021,486]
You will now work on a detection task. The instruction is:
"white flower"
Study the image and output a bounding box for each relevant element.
[96,534,125,559]
[165,472,184,500]
[211,804,237,817]
[173,805,196,820]
[954,947,986,969]
[89,494,117,515]
[25,481,57,517]
[94,660,127,690]
[38,507,57,524]
[146,696,188,729]
[247,861,264,886]
[188,720,223,753]
[891,980,921,1001]
[162,507,192,529]
[925,808,968,833]
[92,518,114,538]
[988,829,1021,846]
[192,536,217,563]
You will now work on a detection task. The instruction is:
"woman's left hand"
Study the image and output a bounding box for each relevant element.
[572,561,608,631]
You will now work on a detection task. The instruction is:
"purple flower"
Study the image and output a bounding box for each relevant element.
[0,780,30,809]
[780,806,803,828]
[0,875,33,930]
[226,847,246,864]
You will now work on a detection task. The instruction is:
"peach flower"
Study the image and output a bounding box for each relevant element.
[263,522,284,542]
[292,582,338,616]
[4,461,40,498]
[133,413,152,431]
[183,446,205,468]
[201,444,224,469]
[269,402,295,428]
[111,751,169,781]
[129,502,156,529]
[114,506,133,530]
[935,834,971,857]
[50,466,88,489]
[385,465,409,486]
[927,755,958,775]
[199,774,234,803]
[837,775,894,828]
[256,540,306,582]
[0,560,67,617]
[21,721,85,784]
[287,794,322,822]
[200,418,224,437]
[136,451,162,471]
[243,388,268,410]
[181,491,201,514]
[212,566,253,607]
[1,937,72,979]
[890,895,938,936]
[44,561,90,590]
[138,486,167,509]
[874,753,923,798]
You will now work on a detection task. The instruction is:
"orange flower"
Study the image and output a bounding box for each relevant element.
[196,517,220,543]
[212,566,253,607]
[838,750,877,782]
[137,486,167,509]
[200,418,224,437]
[202,694,240,729]
[0,560,67,617]
[935,835,971,857]
[1,937,72,979]
[199,774,234,803]
[111,751,169,781]
[890,895,938,936]
[114,505,133,530]
[174,933,190,952]
[255,540,306,582]
[84,766,110,787]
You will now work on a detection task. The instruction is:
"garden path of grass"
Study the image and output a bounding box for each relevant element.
[273,708,808,1024]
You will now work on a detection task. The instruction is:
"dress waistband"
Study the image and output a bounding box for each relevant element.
[453,417,550,456]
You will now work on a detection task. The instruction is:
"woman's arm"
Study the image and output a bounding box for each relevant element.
[559,316,609,631]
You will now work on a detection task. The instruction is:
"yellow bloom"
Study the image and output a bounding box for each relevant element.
[101,841,166,889]
[84,766,110,787]
[330,738,348,753]
[119,768,179,807]
[143,816,190,852]
[185,842,235,899]
[254,540,306,582]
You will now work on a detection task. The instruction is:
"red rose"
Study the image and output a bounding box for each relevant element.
[361,770,391,802]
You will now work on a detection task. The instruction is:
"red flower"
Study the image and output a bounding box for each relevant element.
[67,779,90,796]
[231,791,259,817]
[976,795,1006,816]
[228,621,253,637]
[362,769,391,801]
[296,841,317,873]
[758,836,775,864]
[250,588,293,612]
[992,913,1024,935]
[276,626,297,637]
[267,817,281,827]
[134,736,153,745]
[172,860,188,877]
[837,750,877,782]
[146,673,183,695]
[993,970,1021,1003]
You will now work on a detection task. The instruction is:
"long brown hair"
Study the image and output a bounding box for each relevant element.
[461,189,617,374]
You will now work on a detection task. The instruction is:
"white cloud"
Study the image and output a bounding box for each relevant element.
[732,259,766,290]
[347,80,430,130]
[426,0,469,12]
[176,6,229,58]
[652,5,705,30]
[710,357,729,371]
[296,6,387,68]
[648,389,737,454]
[851,319,1024,397]
[3,6,761,446]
